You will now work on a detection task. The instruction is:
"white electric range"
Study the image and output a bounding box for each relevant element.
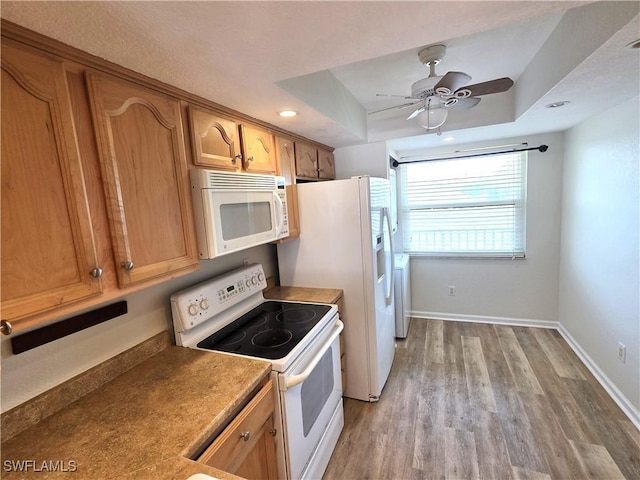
[171,264,344,480]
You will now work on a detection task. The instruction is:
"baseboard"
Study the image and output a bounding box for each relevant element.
[411,310,559,329]
[557,324,640,430]
[411,311,640,430]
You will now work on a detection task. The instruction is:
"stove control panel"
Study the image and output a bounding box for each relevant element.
[171,263,267,332]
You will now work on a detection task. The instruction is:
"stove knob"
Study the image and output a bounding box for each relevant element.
[251,275,258,285]
[257,272,265,282]
[187,304,198,316]
[245,279,251,287]
[200,298,210,310]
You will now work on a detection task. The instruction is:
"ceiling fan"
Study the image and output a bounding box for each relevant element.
[370,45,514,130]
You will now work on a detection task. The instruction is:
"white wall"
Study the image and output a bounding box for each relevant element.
[409,132,564,323]
[559,99,639,411]
[334,141,402,245]
[334,141,390,180]
[1,244,278,412]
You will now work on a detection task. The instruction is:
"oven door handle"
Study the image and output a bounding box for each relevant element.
[281,320,344,391]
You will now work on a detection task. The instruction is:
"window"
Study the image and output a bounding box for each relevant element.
[399,151,527,257]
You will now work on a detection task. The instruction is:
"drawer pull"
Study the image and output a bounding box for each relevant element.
[240,431,251,442]
[1,320,13,336]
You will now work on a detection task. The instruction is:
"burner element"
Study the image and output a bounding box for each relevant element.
[276,308,317,324]
[262,303,285,313]
[252,329,293,348]
[218,330,246,347]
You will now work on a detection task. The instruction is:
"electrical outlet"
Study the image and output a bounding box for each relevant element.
[617,342,626,363]
[448,285,456,296]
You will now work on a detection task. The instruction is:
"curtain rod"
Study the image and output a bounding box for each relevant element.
[391,144,548,167]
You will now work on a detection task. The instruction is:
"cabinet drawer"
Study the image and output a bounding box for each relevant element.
[198,381,274,470]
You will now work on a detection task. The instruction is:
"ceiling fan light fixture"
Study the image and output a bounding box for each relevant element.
[416,103,448,130]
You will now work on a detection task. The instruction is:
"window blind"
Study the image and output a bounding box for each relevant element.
[399,151,527,257]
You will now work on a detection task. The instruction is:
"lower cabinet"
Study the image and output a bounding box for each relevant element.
[198,380,278,480]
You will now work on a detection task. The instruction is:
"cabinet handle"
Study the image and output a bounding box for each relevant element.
[233,153,242,164]
[1,320,12,336]
[90,267,103,279]
[269,428,277,437]
[122,261,134,271]
[240,431,251,441]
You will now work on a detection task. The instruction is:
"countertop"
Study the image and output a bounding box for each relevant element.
[264,286,343,305]
[1,346,271,479]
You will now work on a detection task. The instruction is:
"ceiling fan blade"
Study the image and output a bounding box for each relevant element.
[407,106,426,120]
[368,100,421,115]
[446,97,481,110]
[375,93,420,100]
[455,77,514,97]
[434,71,471,95]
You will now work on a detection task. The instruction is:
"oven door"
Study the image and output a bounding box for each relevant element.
[278,319,344,480]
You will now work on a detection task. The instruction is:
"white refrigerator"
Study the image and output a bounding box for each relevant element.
[277,176,396,402]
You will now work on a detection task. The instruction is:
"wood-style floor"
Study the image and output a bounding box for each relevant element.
[324,319,640,480]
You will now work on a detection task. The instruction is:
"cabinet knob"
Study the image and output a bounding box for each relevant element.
[90,267,103,279]
[269,428,277,437]
[122,261,134,271]
[240,431,251,442]
[247,156,254,162]
[233,153,242,164]
[1,320,12,336]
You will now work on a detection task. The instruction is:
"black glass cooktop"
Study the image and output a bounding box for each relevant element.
[197,301,332,359]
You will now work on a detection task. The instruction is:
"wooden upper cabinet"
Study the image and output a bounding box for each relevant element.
[275,136,300,239]
[188,106,242,170]
[86,73,199,287]
[318,149,336,179]
[239,124,277,174]
[1,44,103,323]
[294,141,318,179]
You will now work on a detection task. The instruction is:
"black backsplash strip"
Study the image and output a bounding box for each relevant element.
[10,301,128,354]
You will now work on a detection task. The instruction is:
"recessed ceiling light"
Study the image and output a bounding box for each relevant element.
[279,110,297,117]
[625,39,640,50]
[546,101,571,108]
[443,136,456,142]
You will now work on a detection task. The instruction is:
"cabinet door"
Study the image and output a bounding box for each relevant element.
[188,106,241,170]
[199,381,278,480]
[239,124,276,174]
[275,136,300,239]
[1,44,102,323]
[86,73,199,287]
[318,149,336,179]
[294,142,318,178]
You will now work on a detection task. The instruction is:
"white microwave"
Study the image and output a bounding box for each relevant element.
[190,169,289,259]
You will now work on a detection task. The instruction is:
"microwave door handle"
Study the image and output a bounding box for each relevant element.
[281,320,344,391]
[273,192,285,235]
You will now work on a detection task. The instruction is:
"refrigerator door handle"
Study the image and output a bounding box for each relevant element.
[383,207,395,305]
